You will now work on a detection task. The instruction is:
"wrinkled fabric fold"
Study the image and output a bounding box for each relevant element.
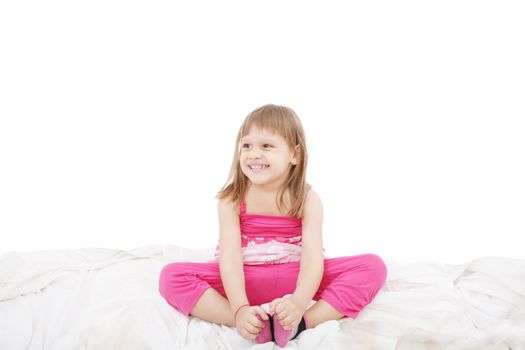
[1,245,524,349]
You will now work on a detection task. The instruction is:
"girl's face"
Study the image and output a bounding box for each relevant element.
[239,126,298,191]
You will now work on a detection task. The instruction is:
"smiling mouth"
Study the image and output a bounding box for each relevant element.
[248,164,269,172]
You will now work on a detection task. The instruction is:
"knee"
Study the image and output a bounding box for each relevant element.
[363,254,387,286]
[160,262,194,278]
[159,262,190,296]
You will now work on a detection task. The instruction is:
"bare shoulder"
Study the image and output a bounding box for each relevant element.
[217,198,241,231]
[303,188,323,218]
[217,198,240,216]
[306,188,323,208]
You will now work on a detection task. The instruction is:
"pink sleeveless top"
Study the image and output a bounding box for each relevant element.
[213,198,304,265]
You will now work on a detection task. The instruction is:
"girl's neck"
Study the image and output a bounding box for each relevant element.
[246,182,280,198]
[245,183,291,216]
[246,175,288,194]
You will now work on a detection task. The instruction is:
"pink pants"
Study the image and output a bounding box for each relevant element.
[159,254,387,319]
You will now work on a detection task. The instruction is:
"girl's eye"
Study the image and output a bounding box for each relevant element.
[264,144,272,148]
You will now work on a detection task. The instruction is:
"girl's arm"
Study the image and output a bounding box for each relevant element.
[217,199,250,315]
[291,189,325,312]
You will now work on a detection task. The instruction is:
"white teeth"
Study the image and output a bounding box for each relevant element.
[249,164,268,169]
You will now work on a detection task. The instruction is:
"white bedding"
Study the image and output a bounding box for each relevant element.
[1,245,524,350]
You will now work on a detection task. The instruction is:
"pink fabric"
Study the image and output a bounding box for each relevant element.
[159,254,387,319]
[159,197,387,320]
[214,199,326,265]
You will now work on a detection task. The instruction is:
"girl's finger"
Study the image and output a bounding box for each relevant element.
[245,325,260,336]
[279,315,294,328]
[269,298,281,314]
[241,329,254,340]
[249,324,262,334]
[277,309,289,321]
[248,320,263,331]
[255,308,269,321]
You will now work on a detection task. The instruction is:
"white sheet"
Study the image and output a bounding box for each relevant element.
[1,245,524,350]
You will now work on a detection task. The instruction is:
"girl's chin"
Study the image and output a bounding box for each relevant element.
[243,168,269,177]
[245,174,272,185]
[246,175,267,183]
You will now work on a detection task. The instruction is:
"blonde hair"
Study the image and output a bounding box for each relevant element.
[216,104,311,218]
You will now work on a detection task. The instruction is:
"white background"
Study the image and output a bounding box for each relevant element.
[1,1,523,263]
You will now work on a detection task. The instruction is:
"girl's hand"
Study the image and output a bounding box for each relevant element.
[235,305,269,341]
[269,296,304,331]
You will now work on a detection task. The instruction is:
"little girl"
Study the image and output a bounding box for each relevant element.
[159,104,387,347]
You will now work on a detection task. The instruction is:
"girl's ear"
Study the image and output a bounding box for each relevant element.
[291,144,301,165]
